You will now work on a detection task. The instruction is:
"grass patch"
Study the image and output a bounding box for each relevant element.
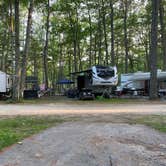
[0,116,65,151]
[134,115,166,132]
[0,96,150,105]
[95,96,134,103]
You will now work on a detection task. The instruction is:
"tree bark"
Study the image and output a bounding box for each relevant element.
[101,0,109,65]
[97,8,102,65]
[13,0,21,101]
[9,0,15,75]
[20,0,34,96]
[149,0,159,100]
[68,11,78,72]
[87,3,92,67]
[123,0,129,73]
[159,0,166,70]
[110,0,115,66]
[75,6,82,71]
[43,0,50,89]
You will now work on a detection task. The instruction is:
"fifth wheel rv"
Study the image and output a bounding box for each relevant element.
[118,70,166,96]
[0,71,12,98]
[71,65,118,99]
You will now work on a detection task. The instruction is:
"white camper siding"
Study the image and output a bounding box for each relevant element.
[0,71,7,93]
[120,74,133,87]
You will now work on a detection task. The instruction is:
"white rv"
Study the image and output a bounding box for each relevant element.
[119,70,166,96]
[91,66,118,86]
[0,71,12,97]
[71,65,118,99]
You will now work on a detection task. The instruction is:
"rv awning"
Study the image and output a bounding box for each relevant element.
[70,69,92,75]
[56,79,74,84]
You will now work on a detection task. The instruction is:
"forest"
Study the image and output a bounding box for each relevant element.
[0,0,165,100]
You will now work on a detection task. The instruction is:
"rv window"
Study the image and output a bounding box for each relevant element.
[97,68,115,78]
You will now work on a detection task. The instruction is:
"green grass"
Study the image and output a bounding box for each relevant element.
[134,115,166,132]
[95,96,135,103]
[0,116,65,151]
[1,96,149,105]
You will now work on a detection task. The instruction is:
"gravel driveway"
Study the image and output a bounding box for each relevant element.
[0,122,166,166]
[0,102,166,166]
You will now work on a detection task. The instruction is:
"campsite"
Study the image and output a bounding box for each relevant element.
[0,0,166,166]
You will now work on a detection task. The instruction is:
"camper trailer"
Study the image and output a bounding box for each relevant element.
[0,71,12,97]
[119,70,166,96]
[71,65,118,99]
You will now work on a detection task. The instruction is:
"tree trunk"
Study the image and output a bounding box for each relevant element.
[9,0,15,75]
[68,12,78,72]
[75,6,82,71]
[34,54,38,78]
[101,0,109,65]
[110,0,115,66]
[20,0,34,96]
[86,1,92,67]
[13,0,21,101]
[97,8,102,65]
[43,0,50,89]
[94,35,97,65]
[1,6,7,72]
[145,39,150,71]
[159,0,166,70]
[149,0,159,100]
[123,0,129,73]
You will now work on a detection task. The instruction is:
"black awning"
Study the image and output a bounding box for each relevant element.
[56,79,74,85]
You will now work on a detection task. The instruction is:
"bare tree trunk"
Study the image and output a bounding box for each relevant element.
[43,0,50,89]
[9,0,15,75]
[98,8,102,65]
[68,12,78,72]
[94,35,97,65]
[75,6,82,71]
[78,43,82,71]
[110,0,115,66]
[34,54,38,78]
[58,39,63,81]
[149,0,159,100]
[101,0,109,65]
[13,0,21,101]
[20,0,34,96]
[159,0,166,70]
[1,6,7,72]
[145,39,150,71]
[123,0,129,73]
[68,51,72,74]
[86,0,92,67]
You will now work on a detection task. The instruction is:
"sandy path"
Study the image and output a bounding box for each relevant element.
[0,122,166,166]
[0,103,166,116]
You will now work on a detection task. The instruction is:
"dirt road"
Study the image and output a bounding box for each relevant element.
[0,103,166,116]
[0,122,166,166]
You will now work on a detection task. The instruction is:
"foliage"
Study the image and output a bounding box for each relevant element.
[0,0,166,97]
